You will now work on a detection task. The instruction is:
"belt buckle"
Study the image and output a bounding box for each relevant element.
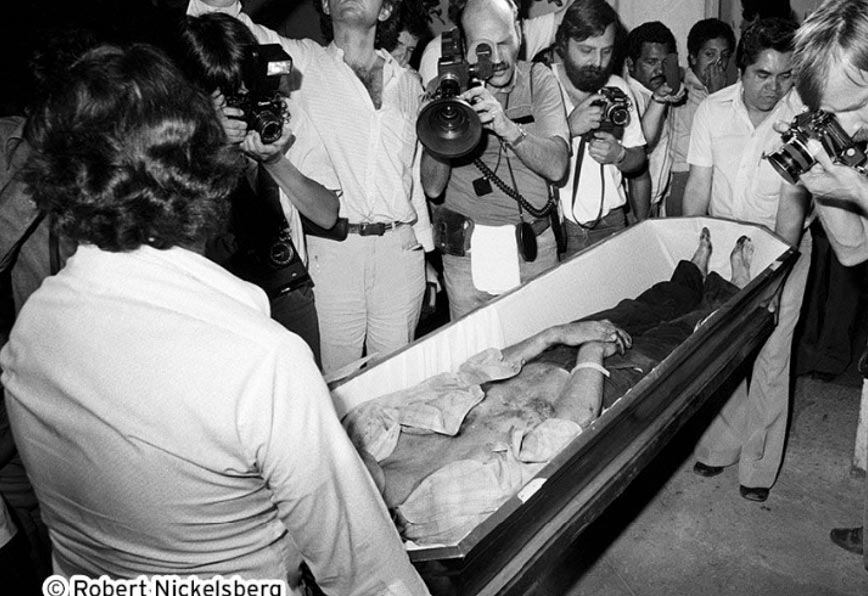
[360,222,386,236]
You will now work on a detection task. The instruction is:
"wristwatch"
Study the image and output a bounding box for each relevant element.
[506,123,528,149]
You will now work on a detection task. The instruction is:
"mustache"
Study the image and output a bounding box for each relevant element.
[565,63,611,92]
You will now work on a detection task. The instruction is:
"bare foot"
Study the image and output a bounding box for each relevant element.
[691,227,712,278]
[730,235,753,288]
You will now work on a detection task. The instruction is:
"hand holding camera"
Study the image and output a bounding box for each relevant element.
[568,93,605,138]
[462,86,512,139]
[766,110,867,185]
[587,131,625,165]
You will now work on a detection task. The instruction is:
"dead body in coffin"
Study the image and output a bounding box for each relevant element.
[329,217,797,589]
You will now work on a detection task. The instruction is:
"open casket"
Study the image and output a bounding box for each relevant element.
[330,217,797,595]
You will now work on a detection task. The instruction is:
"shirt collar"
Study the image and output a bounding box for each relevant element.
[684,67,707,93]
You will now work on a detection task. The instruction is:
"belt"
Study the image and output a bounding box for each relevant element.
[346,221,409,236]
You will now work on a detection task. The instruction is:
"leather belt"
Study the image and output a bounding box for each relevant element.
[346,221,408,236]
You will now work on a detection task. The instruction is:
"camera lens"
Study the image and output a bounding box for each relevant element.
[609,106,630,127]
[766,134,815,185]
[417,97,482,158]
[253,111,283,144]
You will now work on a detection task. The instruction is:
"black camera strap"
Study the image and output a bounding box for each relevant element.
[570,136,606,230]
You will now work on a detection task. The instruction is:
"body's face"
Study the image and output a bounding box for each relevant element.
[690,37,732,80]
[819,58,868,142]
[740,49,794,113]
[391,30,419,67]
[462,3,520,89]
[628,41,671,92]
[323,0,391,29]
[561,23,616,92]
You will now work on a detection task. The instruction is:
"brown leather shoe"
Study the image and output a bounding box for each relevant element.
[830,527,864,555]
[739,485,769,502]
[693,461,724,477]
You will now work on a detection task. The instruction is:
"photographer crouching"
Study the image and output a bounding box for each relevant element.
[420,0,569,320]
[786,0,868,572]
[178,13,340,366]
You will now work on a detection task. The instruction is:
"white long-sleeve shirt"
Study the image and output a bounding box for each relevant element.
[1,244,428,595]
[187,0,433,250]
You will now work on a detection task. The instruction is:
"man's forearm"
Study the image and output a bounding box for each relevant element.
[264,159,339,228]
[640,101,668,150]
[420,151,451,198]
[617,145,645,176]
[815,204,868,265]
[509,131,569,185]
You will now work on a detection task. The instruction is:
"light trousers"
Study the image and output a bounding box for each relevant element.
[442,227,559,321]
[307,226,425,375]
[694,232,812,488]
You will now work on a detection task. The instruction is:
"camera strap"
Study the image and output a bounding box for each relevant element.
[570,137,606,230]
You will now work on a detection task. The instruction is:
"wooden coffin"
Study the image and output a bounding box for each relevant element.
[330,217,797,595]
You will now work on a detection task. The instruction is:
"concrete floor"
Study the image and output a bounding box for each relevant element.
[530,373,868,595]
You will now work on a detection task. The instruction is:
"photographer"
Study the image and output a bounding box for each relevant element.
[419,0,569,320]
[188,0,433,378]
[550,0,647,255]
[683,18,812,503]
[177,13,339,365]
[790,0,868,570]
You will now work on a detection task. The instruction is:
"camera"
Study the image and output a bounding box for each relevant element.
[226,44,292,144]
[416,28,494,159]
[583,86,632,142]
[766,110,868,185]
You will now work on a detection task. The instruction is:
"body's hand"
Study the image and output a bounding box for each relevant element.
[568,93,604,138]
[213,90,247,144]
[587,131,625,165]
[463,85,514,139]
[703,60,727,94]
[553,320,632,354]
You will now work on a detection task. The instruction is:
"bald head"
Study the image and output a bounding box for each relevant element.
[460,0,521,88]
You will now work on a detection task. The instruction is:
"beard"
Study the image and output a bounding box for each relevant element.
[563,59,612,93]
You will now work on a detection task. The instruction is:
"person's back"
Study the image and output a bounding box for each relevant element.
[0,43,428,594]
[4,245,310,577]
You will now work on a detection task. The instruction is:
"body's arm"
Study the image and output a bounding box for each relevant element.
[500,320,631,368]
[683,164,713,215]
[552,342,609,429]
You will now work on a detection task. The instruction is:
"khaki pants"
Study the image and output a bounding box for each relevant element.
[695,232,812,488]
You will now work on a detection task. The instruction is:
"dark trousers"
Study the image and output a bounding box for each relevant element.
[536,261,739,408]
[796,221,864,377]
[270,284,321,369]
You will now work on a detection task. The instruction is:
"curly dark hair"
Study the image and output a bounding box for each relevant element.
[687,18,735,58]
[735,17,798,71]
[177,13,257,96]
[23,43,244,253]
[314,0,403,51]
[625,21,676,62]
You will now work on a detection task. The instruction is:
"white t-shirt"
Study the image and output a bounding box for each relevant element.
[553,68,647,224]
